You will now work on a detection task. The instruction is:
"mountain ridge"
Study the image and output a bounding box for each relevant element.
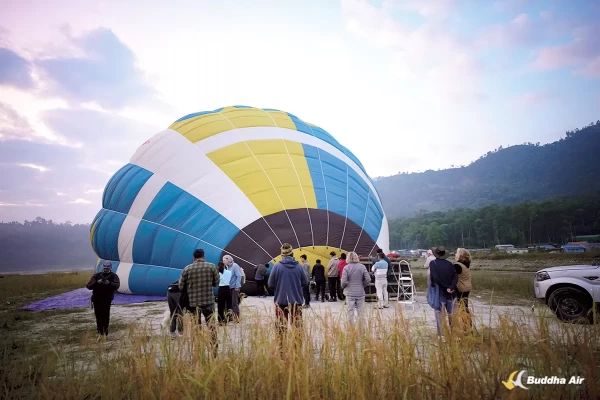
[374,121,600,218]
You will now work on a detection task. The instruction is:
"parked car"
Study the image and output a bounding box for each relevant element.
[534,261,600,323]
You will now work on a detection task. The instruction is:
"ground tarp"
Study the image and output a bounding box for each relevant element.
[22,288,166,311]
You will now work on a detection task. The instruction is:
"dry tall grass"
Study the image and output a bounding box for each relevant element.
[3,305,599,399]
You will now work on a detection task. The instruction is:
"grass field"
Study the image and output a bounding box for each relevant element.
[1,262,599,399]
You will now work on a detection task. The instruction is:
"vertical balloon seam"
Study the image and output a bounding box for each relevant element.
[353,189,372,252]
[261,108,316,249]
[214,109,296,247]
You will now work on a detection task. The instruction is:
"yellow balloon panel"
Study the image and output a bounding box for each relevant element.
[207,139,317,217]
[271,246,354,276]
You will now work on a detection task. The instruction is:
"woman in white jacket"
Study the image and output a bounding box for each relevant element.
[371,252,389,309]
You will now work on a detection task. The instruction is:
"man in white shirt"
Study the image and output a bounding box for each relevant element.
[371,253,389,309]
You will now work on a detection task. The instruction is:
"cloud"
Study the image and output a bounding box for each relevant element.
[341,0,484,102]
[513,91,554,105]
[574,56,600,78]
[0,139,105,220]
[41,107,161,169]
[532,24,600,75]
[0,107,161,222]
[35,27,157,110]
[477,13,542,49]
[0,47,34,89]
[17,163,50,172]
[68,198,92,204]
[0,201,44,207]
[0,102,37,141]
[83,188,103,194]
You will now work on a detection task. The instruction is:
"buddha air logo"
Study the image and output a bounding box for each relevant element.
[503,370,585,390]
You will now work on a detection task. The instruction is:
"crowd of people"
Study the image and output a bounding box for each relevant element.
[86,244,472,346]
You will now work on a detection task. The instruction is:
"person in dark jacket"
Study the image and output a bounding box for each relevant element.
[86,261,120,336]
[429,246,458,336]
[268,243,309,344]
[265,262,275,295]
[311,259,326,302]
[254,263,268,298]
[167,281,184,337]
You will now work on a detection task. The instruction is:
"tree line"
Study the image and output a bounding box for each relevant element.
[0,217,96,272]
[388,193,600,250]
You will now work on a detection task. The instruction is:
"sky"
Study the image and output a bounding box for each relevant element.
[0,0,599,223]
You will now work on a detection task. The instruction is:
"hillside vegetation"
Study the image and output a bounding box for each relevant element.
[388,192,600,250]
[375,121,600,217]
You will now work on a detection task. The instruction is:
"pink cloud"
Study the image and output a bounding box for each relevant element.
[513,91,553,105]
[532,24,600,72]
[475,12,548,50]
[0,102,36,141]
[574,56,600,78]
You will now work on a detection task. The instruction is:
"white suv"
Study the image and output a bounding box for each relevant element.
[534,262,600,323]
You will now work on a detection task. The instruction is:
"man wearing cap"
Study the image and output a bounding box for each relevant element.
[86,261,120,337]
[371,249,391,275]
[268,243,309,343]
[428,246,459,336]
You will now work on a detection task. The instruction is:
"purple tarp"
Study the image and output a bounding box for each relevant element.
[22,288,166,311]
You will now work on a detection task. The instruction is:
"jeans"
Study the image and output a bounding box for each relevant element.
[188,304,217,352]
[315,281,326,301]
[346,296,365,326]
[167,295,183,334]
[93,299,111,335]
[303,285,311,306]
[256,279,266,297]
[328,277,340,300]
[231,289,240,319]
[274,303,303,348]
[375,277,388,308]
[217,286,232,323]
[434,293,455,336]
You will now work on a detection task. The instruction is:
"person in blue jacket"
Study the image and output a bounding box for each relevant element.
[268,243,309,343]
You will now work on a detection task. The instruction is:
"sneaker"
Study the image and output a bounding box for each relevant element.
[383,305,390,308]
[303,304,310,309]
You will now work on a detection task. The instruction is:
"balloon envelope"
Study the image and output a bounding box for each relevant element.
[90,106,389,295]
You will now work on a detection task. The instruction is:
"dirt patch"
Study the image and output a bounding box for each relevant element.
[23,295,560,344]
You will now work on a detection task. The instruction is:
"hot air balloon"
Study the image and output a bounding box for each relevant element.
[90,106,389,296]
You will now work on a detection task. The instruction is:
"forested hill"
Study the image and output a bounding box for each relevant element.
[375,121,600,218]
[0,218,96,273]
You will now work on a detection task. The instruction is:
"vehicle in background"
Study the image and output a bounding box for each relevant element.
[534,261,600,323]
